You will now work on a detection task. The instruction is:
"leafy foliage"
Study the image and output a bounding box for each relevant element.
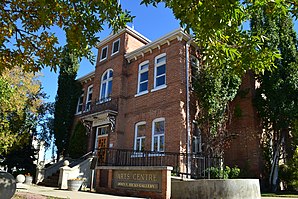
[207,165,240,179]
[53,47,81,158]
[280,147,298,190]
[193,61,242,155]
[68,121,88,159]
[252,6,298,191]
[142,0,289,74]
[0,139,37,176]
[0,0,133,72]
[0,67,44,154]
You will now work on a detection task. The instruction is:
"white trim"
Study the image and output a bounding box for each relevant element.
[77,71,95,83]
[134,90,149,97]
[151,85,167,92]
[153,53,167,89]
[151,118,165,152]
[76,90,84,114]
[111,38,120,56]
[85,85,93,112]
[125,28,190,62]
[137,60,149,95]
[96,26,150,49]
[100,46,108,62]
[134,121,146,151]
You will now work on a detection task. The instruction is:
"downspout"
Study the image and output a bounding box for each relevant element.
[185,36,192,177]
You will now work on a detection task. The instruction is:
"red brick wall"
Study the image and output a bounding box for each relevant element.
[224,72,263,177]
[74,29,263,178]
[116,39,188,153]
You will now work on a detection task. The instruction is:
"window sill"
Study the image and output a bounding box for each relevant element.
[75,111,82,115]
[148,152,165,157]
[134,91,149,97]
[130,152,145,158]
[99,58,107,62]
[151,85,167,92]
[97,98,111,104]
[111,51,119,57]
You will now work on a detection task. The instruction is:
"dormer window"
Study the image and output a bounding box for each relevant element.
[100,46,108,61]
[112,39,120,55]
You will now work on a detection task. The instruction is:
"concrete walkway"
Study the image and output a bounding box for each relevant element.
[15,184,143,199]
[15,184,298,199]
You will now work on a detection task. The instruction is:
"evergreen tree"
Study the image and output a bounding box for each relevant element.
[252,10,298,191]
[68,121,87,159]
[53,48,81,159]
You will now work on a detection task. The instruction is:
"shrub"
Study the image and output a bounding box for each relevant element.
[207,166,240,179]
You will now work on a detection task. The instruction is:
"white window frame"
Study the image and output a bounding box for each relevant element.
[111,38,120,56]
[135,60,149,97]
[134,121,146,152]
[85,85,93,112]
[151,118,165,152]
[99,69,113,103]
[100,46,108,61]
[76,90,84,114]
[152,53,167,92]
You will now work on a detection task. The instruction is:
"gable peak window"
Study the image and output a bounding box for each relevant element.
[100,46,108,61]
[99,69,113,103]
[153,53,167,91]
[112,39,120,55]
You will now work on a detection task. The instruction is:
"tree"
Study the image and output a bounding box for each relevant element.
[252,9,298,191]
[53,48,81,159]
[142,0,292,75]
[1,1,297,73]
[193,61,242,156]
[0,67,44,154]
[0,0,133,72]
[68,121,88,159]
[0,139,37,175]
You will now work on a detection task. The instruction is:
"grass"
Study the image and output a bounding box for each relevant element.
[262,193,298,198]
[12,193,65,199]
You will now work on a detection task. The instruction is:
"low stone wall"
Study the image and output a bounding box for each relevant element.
[171,179,261,199]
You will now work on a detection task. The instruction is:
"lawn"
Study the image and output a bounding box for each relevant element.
[262,193,298,198]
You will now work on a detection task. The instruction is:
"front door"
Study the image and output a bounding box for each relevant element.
[96,126,109,165]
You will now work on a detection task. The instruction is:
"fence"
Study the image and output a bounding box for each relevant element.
[95,148,222,179]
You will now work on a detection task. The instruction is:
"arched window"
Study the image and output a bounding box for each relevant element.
[99,69,113,103]
[152,118,165,152]
[134,121,146,152]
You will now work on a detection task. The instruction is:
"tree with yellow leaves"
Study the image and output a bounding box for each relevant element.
[0,67,43,154]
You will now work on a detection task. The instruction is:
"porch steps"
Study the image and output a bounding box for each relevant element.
[38,170,60,187]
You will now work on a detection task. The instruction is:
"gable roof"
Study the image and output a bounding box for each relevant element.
[95,26,151,49]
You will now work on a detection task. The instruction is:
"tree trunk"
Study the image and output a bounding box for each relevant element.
[269,130,286,192]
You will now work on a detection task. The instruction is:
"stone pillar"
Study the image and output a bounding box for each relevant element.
[35,161,45,184]
[58,160,72,189]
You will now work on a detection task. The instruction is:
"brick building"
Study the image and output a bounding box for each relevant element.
[74,26,263,178]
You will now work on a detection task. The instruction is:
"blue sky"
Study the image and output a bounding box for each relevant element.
[40,2,180,103]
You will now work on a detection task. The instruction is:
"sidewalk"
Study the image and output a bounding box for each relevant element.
[15,184,298,199]
[15,184,143,199]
